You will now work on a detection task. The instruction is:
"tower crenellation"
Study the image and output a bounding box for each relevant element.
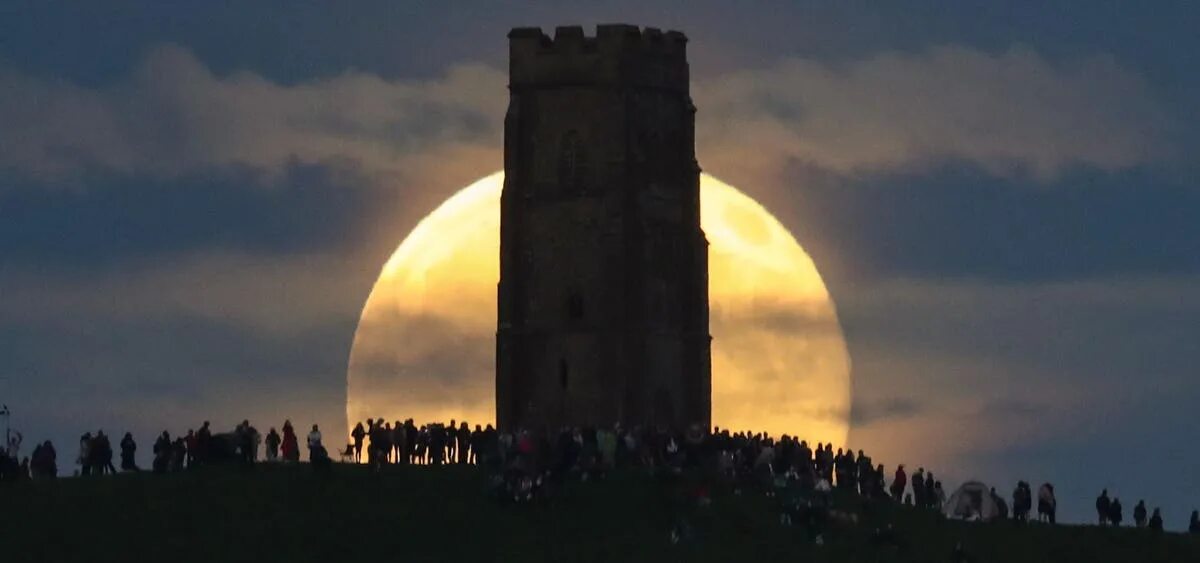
[508,24,689,93]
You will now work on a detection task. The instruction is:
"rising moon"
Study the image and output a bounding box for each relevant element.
[348,172,850,445]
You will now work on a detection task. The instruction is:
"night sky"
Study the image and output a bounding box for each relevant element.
[2,2,1198,527]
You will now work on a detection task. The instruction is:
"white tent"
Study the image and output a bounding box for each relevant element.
[943,481,1002,521]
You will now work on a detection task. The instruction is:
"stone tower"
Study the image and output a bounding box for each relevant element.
[496,24,711,432]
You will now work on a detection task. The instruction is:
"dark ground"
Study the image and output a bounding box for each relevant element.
[3,463,1197,562]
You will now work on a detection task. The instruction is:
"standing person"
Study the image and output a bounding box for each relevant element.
[1038,483,1057,524]
[265,428,281,462]
[933,481,946,509]
[890,465,907,500]
[281,421,299,463]
[1096,490,1111,525]
[912,469,926,509]
[446,420,457,464]
[458,421,471,465]
[1189,510,1199,534]
[1109,497,1123,527]
[393,421,406,464]
[78,432,92,476]
[1149,508,1164,531]
[152,432,171,473]
[351,422,366,463]
[119,433,138,472]
[1012,482,1032,522]
[307,424,323,462]
[95,431,117,475]
[196,421,212,466]
[184,430,197,468]
[1134,500,1148,528]
[40,441,57,478]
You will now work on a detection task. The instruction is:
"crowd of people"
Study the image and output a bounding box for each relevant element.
[3,418,1199,538]
[1095,489,1169,531]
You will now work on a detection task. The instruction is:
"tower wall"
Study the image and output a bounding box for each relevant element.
[497,24,711,432]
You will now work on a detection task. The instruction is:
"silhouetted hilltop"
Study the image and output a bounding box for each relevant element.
[5,464,1198,562]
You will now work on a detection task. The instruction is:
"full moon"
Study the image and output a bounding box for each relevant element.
[348,172,851,445]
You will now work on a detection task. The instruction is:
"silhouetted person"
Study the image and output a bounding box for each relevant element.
[237,420,259,463]
[281,421,299,462]
[1109,497,1123,527]
[31,440,56,478]
[1038,483,1056,524]
[171,437,186,471]
[78,432,92,476]
[1096,489,1111,525]
[153,431,171,473]
[183,429,196,467]
[196,421,212,465]
[372,422,392,469]
[890,464,907,500]
[912,469,926,508]
[1134,500,1148,527]
[990,487,1009,520]
[351,422,366,463]
[393,420,405,463]
[1149,508,1163,531]
[1189,510,1199,534]
[1012,482,1032,522]
[307,424,323,462]
[95,431,116,475]
[120,433,138,471]
[458,421,471,464]
[265,427,281,461]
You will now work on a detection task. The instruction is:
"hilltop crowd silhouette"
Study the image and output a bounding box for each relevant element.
[3,417,1199,540]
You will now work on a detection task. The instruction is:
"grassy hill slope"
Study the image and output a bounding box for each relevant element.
[4,464,1198,562]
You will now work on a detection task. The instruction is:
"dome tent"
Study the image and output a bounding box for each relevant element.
[943,481,1002,521]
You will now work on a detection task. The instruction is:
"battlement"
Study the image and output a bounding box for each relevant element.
[508,24,690,93]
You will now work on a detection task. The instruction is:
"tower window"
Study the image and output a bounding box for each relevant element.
[567,292,584,321]
[559,359,569,390]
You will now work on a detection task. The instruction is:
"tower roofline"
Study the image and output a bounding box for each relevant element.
[508,24,690,92]
[508,24,687,52]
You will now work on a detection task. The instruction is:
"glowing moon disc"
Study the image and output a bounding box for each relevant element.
[348,172,850,445]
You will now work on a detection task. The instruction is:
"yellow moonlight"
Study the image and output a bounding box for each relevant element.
[348,171,850,445]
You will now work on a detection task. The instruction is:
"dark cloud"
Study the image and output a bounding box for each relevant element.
[779,165,1200,284]
[0,163,380,273]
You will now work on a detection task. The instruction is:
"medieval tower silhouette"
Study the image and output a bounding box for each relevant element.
[496,24,711,431]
